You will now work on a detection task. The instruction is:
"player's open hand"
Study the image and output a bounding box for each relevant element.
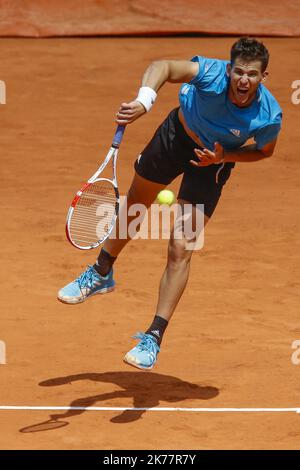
[190,142,225,167]
[115,101,146,125]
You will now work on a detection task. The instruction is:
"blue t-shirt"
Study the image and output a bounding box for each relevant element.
[179,56,282,151]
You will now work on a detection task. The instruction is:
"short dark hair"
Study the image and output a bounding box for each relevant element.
[231,37,269,72]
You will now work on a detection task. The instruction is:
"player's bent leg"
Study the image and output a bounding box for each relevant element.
[91,172,166,285]
[58,173,165,304]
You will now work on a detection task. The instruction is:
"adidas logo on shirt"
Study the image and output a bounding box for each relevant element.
[229,128,241,137]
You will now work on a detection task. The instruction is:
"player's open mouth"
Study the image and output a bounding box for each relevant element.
[236,87,250,103]
[237,88,249,95]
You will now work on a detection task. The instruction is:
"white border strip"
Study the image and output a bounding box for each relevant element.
[0,406,300,413]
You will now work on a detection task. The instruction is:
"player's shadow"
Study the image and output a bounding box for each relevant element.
[19,371,219,432]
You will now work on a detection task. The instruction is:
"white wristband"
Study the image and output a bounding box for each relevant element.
[136,86,157,112]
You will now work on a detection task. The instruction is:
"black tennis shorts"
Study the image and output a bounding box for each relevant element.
[134,107,235,217]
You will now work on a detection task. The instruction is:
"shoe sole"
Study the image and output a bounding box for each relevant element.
[57,285,115,305]
[123,356,155,371]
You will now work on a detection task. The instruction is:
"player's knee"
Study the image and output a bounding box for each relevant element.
[168,236,193,266]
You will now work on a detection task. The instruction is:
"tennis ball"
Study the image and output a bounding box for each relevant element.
[157,189,176,205]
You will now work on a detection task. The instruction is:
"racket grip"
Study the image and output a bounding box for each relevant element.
[112,125,125,148]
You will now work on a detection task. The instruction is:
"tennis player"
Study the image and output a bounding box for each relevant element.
[58,38,282,370]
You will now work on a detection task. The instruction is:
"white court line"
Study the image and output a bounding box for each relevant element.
[0,406,300,413]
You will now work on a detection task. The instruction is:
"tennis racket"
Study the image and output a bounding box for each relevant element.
[66,125,125,250]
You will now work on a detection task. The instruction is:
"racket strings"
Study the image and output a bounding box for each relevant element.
[69,180,118,247]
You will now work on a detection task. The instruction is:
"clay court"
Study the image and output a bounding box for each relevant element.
[1,1,300,450]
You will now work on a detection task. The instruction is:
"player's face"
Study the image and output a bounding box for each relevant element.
[227,58,268,107]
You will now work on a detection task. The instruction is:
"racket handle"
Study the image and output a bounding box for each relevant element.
[112,125,125,148]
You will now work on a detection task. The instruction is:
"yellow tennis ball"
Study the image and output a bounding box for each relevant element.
[157,189,175,205]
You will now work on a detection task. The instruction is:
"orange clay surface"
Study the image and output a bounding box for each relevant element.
[0,37,300,449]
[1,0,300,37]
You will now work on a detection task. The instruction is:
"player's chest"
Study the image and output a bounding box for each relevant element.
[198,94,259,141]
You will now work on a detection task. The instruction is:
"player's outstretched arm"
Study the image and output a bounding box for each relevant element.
[116,60,199,125]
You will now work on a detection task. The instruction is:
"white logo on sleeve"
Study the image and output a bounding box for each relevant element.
[181,85,190,95]
[229,129,241,137]
[137,154,142,164]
